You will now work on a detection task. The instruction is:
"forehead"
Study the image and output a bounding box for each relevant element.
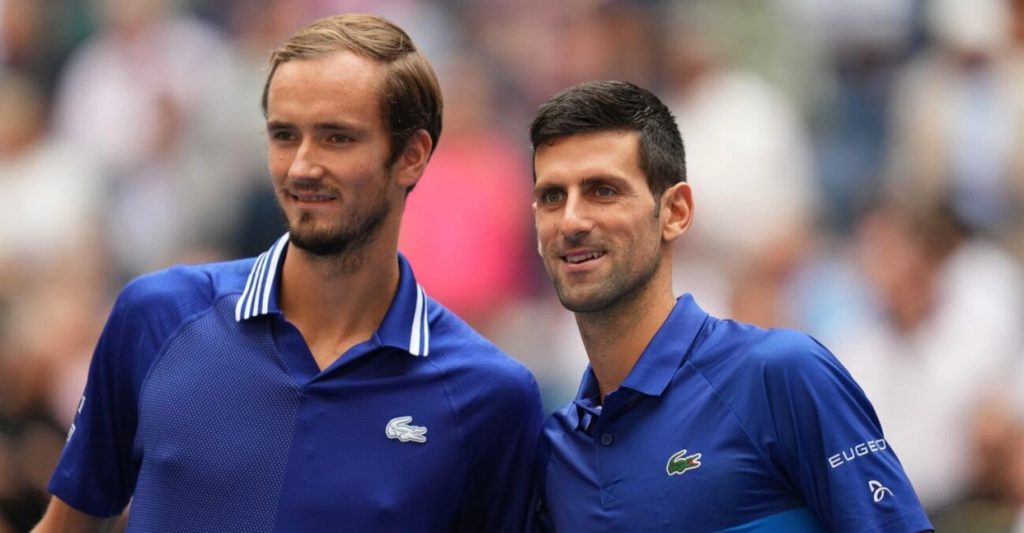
[534,130,645,186]
[266,50,384,126]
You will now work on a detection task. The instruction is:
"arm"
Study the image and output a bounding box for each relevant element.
[33,497,118,533]
[761,334,933,532]
[456,364,545,532]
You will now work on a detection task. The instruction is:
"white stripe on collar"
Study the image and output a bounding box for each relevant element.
[408,284,430,356]
[235,234,431,357]
[235,234,289,322]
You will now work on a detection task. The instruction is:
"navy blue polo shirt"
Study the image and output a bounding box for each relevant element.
[535,295,932,532]
[49,235,544,532]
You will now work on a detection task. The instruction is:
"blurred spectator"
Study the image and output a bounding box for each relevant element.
[661,1,817,324]
[929,384,1024,530]
[0,0,89,99]
[399,52,535,332]
[0,71,103,299]
[461,0,658,139]
[51,0,249,277]
[887,0,1024,257]
[0,343,67,533]
[827,200,1024,510]
[781,0,916,232]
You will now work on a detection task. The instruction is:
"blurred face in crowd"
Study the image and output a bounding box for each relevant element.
[265,51,403,257]
[533,130,679,313]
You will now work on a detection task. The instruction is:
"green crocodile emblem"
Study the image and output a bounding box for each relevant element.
[666,449,702,476]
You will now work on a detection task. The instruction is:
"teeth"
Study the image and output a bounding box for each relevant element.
[295,194,333,201]
[565,252,603,264]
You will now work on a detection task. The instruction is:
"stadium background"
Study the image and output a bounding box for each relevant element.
[2,0,1024,530]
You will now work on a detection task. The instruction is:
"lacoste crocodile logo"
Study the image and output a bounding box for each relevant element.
[666,449,702,476]
[386,416,427,444]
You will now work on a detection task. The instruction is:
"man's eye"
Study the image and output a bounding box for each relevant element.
[270,130,295,141]
[327,134,352,143]
[541,190,564,204]
[594,186,615,197]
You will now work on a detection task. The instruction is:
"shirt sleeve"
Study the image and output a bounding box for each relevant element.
[454,362,545,532]
[47,268,202,517]
[47,288,143,517]
[760,332,933,532]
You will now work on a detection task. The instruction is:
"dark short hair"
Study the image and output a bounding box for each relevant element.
[262,13,442,169]
[529,80,686,197]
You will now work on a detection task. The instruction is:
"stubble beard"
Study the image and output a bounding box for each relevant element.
[279,179,391,271]
[548,220,663,315]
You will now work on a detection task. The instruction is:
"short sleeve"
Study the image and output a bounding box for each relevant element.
[48,266,215,516]
[47,288,144,517]
[761,334,933,532]
[454,361,545,532]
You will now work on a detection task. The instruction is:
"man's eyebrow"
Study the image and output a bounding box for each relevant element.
[265,121,362,130]
[313,121,359,130]
[579,175,628,187]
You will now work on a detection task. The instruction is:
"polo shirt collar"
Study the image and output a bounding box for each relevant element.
[571,294,708,428]
[234,233,431,356]
[619,294,707,396]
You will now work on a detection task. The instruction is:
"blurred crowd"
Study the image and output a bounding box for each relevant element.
[2,0,1024,530]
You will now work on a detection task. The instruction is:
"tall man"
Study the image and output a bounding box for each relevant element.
[36,14,543,532]
[528,80,932,532]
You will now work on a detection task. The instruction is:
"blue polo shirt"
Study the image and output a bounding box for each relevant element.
[535,295,932,532]
[49,235,544,532]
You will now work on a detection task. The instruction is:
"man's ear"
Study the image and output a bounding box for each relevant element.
[661,182,693,243]
[393,129,432,189]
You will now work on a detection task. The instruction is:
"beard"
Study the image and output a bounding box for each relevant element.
[545,211,662,314]
[278,179,391,261]
[549,247,661,314]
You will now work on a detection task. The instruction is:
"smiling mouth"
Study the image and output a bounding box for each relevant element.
[288,191,338,203]
[563,251,605,264]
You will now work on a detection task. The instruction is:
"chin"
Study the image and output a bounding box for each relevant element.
[555,287,617,314]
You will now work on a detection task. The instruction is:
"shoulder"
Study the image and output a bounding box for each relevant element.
[688,318,862,421]
[425,298,540,396]
[693,318,840,379]
[113,259,253,326]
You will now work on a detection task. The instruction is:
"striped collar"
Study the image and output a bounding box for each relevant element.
[234,234,431,356]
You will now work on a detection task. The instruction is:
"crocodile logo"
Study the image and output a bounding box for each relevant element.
[666,449,702,476]
[386,416,428,444]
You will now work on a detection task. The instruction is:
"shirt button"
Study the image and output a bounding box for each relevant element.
[600,433,613,446]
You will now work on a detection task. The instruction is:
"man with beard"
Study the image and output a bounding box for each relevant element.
[527,81,931,532]
[36,14,543,533]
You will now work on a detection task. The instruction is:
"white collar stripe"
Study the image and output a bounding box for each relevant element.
[419,296,428,356]
[409,284,424,356]
[238,250,267,321]
[246,251,269,320]
[236,250,265,321]
[261,234,288,315]
[237,236,430,358]
[421,288,430,356]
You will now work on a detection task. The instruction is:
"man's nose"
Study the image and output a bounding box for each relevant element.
[559,194,594,240]
[287,140,326,179]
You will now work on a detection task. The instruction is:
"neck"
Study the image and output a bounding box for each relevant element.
[280,233,400,370]
[575,264,676,402]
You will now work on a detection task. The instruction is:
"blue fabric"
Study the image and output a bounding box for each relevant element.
[718,507,824,532]
[49,238,544,532]
[536,295,932,533]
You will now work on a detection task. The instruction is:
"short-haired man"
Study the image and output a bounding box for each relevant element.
[36,14,543,532]
[527,80,932,532]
